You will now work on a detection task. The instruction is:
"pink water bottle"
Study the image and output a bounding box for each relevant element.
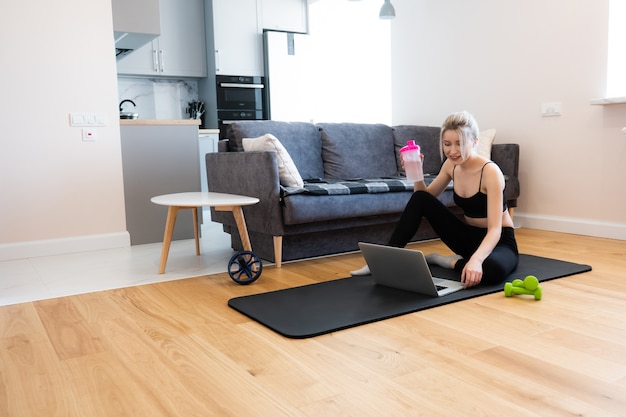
[400,140,423,182]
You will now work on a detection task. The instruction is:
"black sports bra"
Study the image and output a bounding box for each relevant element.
[453,162,507,218]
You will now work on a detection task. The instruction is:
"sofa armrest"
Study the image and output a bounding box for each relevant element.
[491,144,518,178]
[491,143,520,207]
[206,151,285,235]
[217,139,229,152]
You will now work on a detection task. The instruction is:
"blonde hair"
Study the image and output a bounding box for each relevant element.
[439,111,480,160]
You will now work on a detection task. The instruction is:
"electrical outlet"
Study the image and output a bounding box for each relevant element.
[541,102,561,117]
[82,129,97,142]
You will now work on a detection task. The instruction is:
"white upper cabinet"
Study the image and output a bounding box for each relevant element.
[213,0,264,76]
[212,0,308,77]
[260,0,308,33]
[117,0,207,78]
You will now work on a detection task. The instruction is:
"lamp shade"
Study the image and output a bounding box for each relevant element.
[379,0,396,19]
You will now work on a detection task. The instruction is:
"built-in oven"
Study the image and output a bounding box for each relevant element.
[216,75,267,138]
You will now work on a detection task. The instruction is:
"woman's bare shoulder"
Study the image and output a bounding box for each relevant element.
[483,160,505,186]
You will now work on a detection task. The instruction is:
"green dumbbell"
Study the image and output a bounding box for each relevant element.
[504,275,542,300]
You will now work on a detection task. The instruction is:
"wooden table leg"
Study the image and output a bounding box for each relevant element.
[158,206,179,274]
[231,206,253,251]
[192,206,200,256]
[215,205,252,251]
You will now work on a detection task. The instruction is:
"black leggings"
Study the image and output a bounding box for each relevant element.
[388,191,519,285]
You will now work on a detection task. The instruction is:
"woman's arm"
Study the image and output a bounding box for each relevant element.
[461,163,506,287]
[413,159,454,195]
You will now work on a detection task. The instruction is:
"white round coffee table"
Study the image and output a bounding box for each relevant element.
[151,192,259,274]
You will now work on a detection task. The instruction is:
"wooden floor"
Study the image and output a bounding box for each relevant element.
[1,228,625,416]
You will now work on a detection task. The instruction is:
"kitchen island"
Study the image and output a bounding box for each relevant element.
[120,119,204,245]
[120,119,204,126]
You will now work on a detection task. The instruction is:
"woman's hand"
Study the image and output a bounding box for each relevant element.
[461,258,483,288]
[400,152,424,170]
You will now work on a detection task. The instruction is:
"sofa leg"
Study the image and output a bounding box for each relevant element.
[508,207,515,219]
[273,235,283,268]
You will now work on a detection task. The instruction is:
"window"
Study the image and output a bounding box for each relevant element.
[305,0,392,123]
[606,0,626,98]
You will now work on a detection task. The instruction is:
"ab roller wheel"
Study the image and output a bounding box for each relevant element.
[228,251,263,284]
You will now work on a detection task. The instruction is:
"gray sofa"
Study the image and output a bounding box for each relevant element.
[206,121,520,267]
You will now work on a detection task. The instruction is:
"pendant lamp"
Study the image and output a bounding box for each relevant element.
[379,0,396,20]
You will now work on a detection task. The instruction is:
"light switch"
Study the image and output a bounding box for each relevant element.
[94,114,107,125]
[71,113,85,125]
[70,112,107,126]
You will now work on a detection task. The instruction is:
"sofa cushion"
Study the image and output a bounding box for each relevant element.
[243,134,304,187]
[477,129,496,159]
[281,189,456,225]
[227,121,324,180]
[282,192,413,225]
[317,123,397,179]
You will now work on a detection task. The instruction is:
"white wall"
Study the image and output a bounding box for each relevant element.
[390,0,626,240]
[0,1,128,260]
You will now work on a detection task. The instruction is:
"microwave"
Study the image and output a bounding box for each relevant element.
[216,75,265,111]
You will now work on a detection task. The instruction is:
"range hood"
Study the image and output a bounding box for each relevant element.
[115,32,158,59]
[112,0,161,60]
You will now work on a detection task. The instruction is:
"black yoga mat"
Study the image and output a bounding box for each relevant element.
[228,254,591,339]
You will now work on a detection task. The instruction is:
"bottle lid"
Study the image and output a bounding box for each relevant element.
[400,140,420,153]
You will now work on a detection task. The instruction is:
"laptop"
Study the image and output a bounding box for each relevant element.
[358,242,465,297]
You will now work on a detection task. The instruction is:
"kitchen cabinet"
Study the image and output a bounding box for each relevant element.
[212,0,309,77]
[120,121,201,245]
[117,0,207,78]
[213,0,264,76]
[260,0,308,33]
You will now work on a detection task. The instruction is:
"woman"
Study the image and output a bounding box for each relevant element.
[351,111,518,288]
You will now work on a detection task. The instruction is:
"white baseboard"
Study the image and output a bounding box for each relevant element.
[515,212,626,241]
[1,214,624,262]
[0,232,131,262]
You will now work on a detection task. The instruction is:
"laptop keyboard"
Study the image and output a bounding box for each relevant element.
[435,285,446,291]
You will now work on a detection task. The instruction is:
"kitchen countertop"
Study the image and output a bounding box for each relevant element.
[199,128,220,134]
[120,119,202,126]
[119,119,219,134]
